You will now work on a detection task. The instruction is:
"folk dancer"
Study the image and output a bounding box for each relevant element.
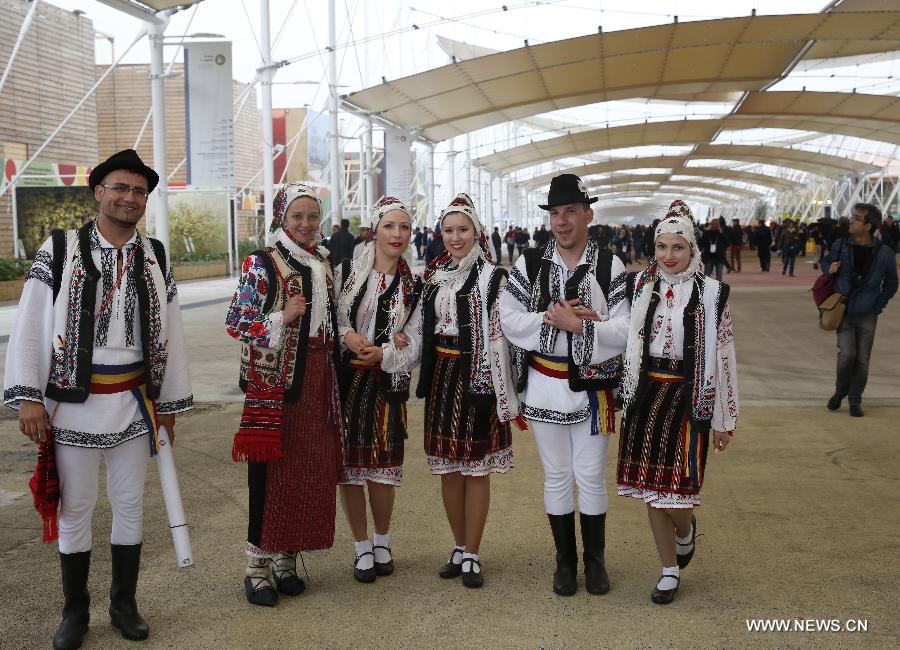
[4,149,193,648]
[616,200,738,604]
[226,182,343,606]
[499,173,630,597]
[384,193,520,588]
[335,196,422,582]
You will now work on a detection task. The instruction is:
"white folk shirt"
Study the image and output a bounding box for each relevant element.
[649,273,738,433]
[499,245,630,424]
[4,224,193,448]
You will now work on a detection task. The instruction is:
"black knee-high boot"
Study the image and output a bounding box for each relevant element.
[580,512,610,595]
[109,544,149,641]
[53,551,91,650]
[547,513,577,596]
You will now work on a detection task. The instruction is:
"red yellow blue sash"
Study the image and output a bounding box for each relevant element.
[90,362,159,456]
[529,353,616,436]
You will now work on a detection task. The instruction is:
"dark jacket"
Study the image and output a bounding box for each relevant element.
[326,228,356,267]
[776,227,804,256]
[821,238,898,316]
[753,226,772,250]
[699,230,728,263]
[726,225,744,246]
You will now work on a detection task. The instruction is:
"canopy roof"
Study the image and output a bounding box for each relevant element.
[343,12,900,142]
[523,145,879,189]
[475,92,900,173]
[585,177,762,199]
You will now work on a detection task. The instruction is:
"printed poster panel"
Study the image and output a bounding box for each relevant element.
[184,42,234,187]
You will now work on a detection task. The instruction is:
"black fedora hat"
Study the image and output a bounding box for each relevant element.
[89,149,159,193]
[538,173,597,210]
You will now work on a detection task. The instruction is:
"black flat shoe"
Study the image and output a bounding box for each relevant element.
[651,575,680,605]
[438,548,464,579]
[353,552,377,583]
[461,558,484,589]
[244,576,278,607]
[676,514,697,569]
[274,573,306,596]
[849,404,864,417]
[827,394,842,411]
[373,545,394,576]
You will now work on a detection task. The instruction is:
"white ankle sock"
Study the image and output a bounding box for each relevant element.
[450,545,465,565]
[657,566,679,591]
[355,540,374,570]
[373,533,392,564]
[271,551,297,580]
[676,524,694,555]
[461,552,480,573]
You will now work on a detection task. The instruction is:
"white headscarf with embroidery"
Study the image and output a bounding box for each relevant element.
[425,193,492,287]
[338,196,414,329]
[621,199,701,409]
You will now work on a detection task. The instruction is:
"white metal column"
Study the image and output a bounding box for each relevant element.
[149,18,170,249]
[427,143,435,227]
[260,0,275,241]
[364,118,374,213]
[328,0,342,226]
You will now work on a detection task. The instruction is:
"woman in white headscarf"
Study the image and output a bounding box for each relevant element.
[383,193,521,589]
[616,199,739,606]
[225,182,343,607]
[334,196,422,583]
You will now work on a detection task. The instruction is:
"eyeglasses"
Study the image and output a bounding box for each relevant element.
[849,214,866,223]
[100,183,150,199]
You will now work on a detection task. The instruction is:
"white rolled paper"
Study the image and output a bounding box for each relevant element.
[155,426,194,568]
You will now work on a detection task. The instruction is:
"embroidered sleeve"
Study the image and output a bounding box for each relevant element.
[165,264,178,304]
[572,261,631,366]
[224,254,284,349]
[498,255,544,352]
[712,303,738,433]
[25,249,54,289]
[156,289,194,413]
[4,237,55,409]
[488,273,520,422]
[380,289,423,374]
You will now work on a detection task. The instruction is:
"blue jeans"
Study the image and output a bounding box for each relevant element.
[835,313,878,405]
[704,260,724,281]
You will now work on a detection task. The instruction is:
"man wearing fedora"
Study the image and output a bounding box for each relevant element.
[500,173,630,597]
[4,149,193,649]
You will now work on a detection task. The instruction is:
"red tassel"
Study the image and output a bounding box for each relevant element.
[513,415,529,431]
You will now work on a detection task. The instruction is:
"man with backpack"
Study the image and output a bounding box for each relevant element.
[821,203,897,417]
[3,149,193,648]
[499,174,630,599]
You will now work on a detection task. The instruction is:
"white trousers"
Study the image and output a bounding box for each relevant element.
[55,434,149,554]
[531,419,610,516]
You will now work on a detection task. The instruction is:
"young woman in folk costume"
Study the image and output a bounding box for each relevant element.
[335,196,422,583]
[616,199,739,605]
[385,193,522,589]
[225,182,343,607]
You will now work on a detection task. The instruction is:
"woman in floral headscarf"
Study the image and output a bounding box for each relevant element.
[383,193,521,589]
[225,182,343,607]
[334,196,422,583]
[616,199,739,605]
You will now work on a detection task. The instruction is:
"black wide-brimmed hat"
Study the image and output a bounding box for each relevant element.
[538,173,598,210]
[88,149,159,193]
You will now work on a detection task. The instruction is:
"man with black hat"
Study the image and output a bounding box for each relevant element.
[499,173,630,597]
[3,149,193,649]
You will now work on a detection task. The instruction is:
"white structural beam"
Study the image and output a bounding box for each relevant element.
[0,0,40,96]
[260,0,276,241]
[328,0,342,226]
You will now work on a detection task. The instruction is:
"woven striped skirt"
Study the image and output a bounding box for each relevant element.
[339,359,406,486]
[423,335,512,475]
[616,357,709,504]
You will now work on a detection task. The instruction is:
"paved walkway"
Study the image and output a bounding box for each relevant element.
[0,261,898,648]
